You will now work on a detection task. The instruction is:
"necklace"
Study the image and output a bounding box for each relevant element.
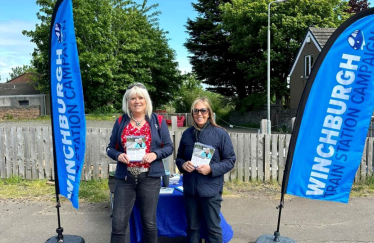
[131,116,146,127]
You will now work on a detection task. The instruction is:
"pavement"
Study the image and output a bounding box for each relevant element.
[1,195,374,243]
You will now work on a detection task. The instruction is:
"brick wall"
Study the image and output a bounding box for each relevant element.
[0,106,40,120]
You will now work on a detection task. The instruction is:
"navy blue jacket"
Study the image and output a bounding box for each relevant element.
[106,113,173,179]
[176,124,236,197]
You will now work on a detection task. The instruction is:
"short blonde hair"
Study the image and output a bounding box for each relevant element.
[190,97,219,129]
[122,83,153,118]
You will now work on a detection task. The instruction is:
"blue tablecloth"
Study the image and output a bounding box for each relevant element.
[129,177,233,242]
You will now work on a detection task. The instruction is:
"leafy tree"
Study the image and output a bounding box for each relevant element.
[185,0,350,111]
[345,0,370,13]
[173,73,233,118]
[23,0,180,113]
[7,65,34,81]
[184,0,249,100]
[173,73,203,112]
[220,0,349,110]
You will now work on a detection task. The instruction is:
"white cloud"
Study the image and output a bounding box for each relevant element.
[0,21,35,35]
[0,20,36,82]
[177,58,192,74]
[0,39,32,46]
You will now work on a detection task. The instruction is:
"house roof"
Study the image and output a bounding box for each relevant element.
[0,83,40,96]
[309,27,336,49]
[6,73,34,84]
[289,27,336,76]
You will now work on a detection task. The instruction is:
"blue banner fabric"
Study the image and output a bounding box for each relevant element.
[50,0,86,209]
[286,9,374,203]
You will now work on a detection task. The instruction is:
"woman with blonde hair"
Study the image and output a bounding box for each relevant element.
[176,97,236,243]
[107,83,173,243]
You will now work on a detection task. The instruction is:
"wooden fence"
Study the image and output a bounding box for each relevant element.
[0,127,373,183]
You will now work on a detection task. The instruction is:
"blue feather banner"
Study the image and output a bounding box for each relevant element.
[50,0,86,209]
[284,9,374,203]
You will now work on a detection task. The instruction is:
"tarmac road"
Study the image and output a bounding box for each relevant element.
[1,195,374,243]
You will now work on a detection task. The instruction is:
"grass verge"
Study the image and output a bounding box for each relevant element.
[350,176,374,198]
[223,177,374,199]
[85,113,121,121]
[0,176,110,203]
[1,176,374,203]
[223,180,281,199]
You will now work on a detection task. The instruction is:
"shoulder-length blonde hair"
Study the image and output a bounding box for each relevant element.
[122,83,153,118]
[190,97,220,129]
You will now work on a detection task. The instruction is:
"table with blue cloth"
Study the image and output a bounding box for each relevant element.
[129,176,234,243]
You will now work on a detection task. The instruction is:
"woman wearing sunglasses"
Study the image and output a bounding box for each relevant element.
[106,83,173,243]
[176,97,236,243]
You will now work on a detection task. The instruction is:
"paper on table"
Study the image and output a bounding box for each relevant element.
[175,186,183,192]
[160,187,174,194]
[169,174,180,183]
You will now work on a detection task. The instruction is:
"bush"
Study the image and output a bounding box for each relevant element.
[235,93,266,113]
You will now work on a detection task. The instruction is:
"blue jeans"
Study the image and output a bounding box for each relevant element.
[111,172,161,243]
[184,193,222,243]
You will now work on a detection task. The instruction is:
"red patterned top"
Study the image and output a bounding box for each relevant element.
[121,122,152,168]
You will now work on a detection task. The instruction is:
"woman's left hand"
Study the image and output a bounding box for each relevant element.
[196,164,211,175]
[143,152,157,163]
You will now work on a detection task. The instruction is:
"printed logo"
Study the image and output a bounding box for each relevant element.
[348,29,365,50]
[55,23,63,43]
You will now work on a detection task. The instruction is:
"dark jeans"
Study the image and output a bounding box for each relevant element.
[111,173,161,243]
[184,193,223,243]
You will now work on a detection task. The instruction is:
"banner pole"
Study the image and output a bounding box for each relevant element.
[49,0,64,239]
[45,0,85,242]
[51,107,63,240]
[274,193,285,241]
[253,148,295,243]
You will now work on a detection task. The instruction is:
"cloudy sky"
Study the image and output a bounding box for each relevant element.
[0,0,39,82]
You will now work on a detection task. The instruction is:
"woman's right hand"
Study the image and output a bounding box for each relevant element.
[182,161,195,173]
[117,153,130,164]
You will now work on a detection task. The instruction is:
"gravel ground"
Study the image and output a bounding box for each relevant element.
[0,119,116,128]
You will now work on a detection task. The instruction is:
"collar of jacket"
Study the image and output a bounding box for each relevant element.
[194,120,211,142]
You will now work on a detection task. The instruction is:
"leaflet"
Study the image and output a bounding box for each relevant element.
[169,174,180,184]
[126,136,146,162]
[160,187,174,194]
[191,142,215,167]
[175,186,183,193]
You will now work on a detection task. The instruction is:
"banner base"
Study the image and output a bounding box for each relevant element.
[45,235,85,243]
[255,234,296,243]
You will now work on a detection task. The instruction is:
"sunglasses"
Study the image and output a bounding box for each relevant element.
[193,108,209,115]
[128,83,146,90]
